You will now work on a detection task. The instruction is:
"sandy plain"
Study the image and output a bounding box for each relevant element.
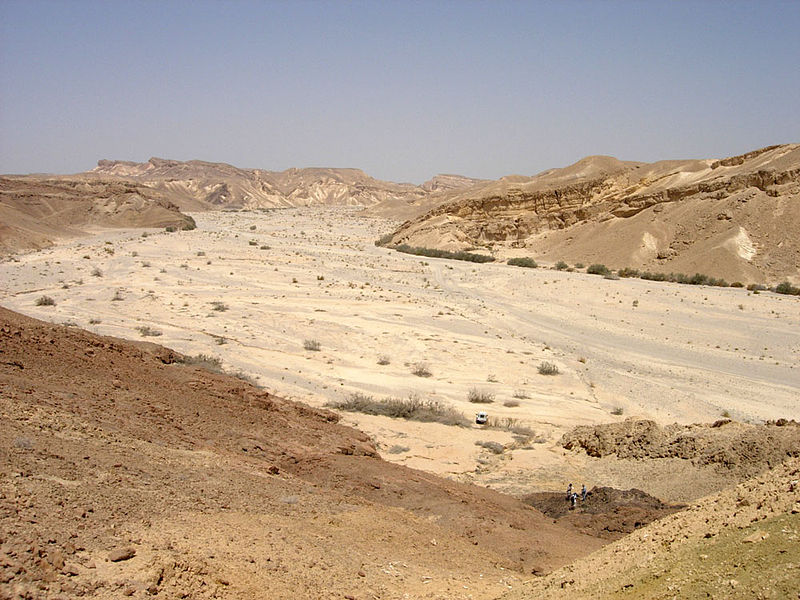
[1,208,798,501]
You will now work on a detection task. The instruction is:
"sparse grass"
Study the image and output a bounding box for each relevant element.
[721,409,732,418]
[393,244,494,263]
[475,440,505,454]
[35,295,56,306]
[485,416,536,437]
[377,354,391,365]
[210,301,229,312]
[303,339,321,351]
[135,325,162,337]
[503,399,521,407]
[467,388,495,403]
[326,392,468,426]
[507,257,537,268]
[538,361,559,375]
[411,361,432,377]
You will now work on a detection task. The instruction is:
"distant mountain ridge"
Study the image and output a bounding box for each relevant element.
[90,157,484,211]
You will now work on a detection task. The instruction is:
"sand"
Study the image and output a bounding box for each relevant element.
[1,208,798,498]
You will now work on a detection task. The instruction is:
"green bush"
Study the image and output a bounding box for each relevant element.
[618,267,640,278]
[394,244,494,263]
[587,264,611,276]
[775,281,800,296]
[555,261,569,270]
[507,257,537,268]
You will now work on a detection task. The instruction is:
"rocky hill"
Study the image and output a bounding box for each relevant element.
[0,306,605,599]
[0,177,195,254]
[385,144,800,284]
[90,158,482,212]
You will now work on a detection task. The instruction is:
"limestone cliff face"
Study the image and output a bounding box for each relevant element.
[387,145,800,284]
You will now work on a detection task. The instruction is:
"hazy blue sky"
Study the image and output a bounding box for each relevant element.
[1,1,799,183]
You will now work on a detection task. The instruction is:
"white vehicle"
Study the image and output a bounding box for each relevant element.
[475,411,488,425]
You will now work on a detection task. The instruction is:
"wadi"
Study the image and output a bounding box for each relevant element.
[1,145,799,599]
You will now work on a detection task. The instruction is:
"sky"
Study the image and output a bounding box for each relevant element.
[1,1,799,183]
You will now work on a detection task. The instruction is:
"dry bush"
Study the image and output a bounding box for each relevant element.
[475,440,505,454]
[135,325,162,337]
[411,361,432,377]
[327,393,468,426]
[35,295,55,306]
[377,354,391,365]
[303,339,321,351]
[538,361,559,375]
[467,388,495,403]
[503,399,520,407]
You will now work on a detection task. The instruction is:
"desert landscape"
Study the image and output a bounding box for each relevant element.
[2,146,799,599]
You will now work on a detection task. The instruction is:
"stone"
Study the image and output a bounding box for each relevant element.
[108,547,136,562]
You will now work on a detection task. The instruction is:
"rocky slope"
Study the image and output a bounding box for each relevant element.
[386,144,800,284]
[90,158,483,212]
[0,306,605,599]
[503,458,800,599]
[0,177,195,255]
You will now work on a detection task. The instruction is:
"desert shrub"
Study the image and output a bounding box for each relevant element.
[181,219,197,231]
[775,281,800,296]
[374,233,394,247]
[475,440,505,454]
[249,225,257,230]
[640,271,667,281]
[326,393,468,426]
[387,445,410,454]
[88,318,101,324]
[377,354,391,365]
[503,399,520,407]
[618,267,640,278]
[179,353,223,372]
[141,261,151,268]
[587,263,611,276]
[35,295,55,306]
[197,251,206,256]
[467,388,495,403]
[411,361,432,377]
[730,281,744,288]
[512,389,530,399]
[303,339,321,351]
[394,244,494,263]
[249,240,257,246]
[611,407,624,415]
[747,283,767,291]
[507,257,537,268]
[538,361,559,375]
[260,245,270,250]
[165,226,177,232]
[574,263,585,269]
[555,261,568,270]
[485,416,536,437]
[135,325,162,337]
[210,301,229,312]
[111,290,124,301]
[91,267,103,277]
